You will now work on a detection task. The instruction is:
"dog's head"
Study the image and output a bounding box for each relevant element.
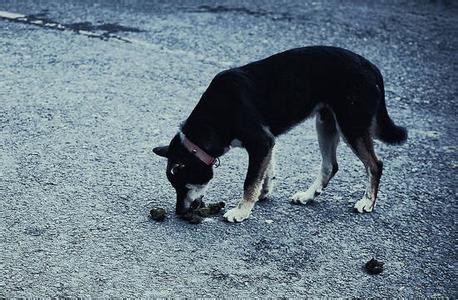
[153,134,213,215]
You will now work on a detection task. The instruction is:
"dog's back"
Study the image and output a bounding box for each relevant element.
[208,46,405,143]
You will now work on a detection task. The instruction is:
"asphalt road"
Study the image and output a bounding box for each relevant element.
[1,0,457,297]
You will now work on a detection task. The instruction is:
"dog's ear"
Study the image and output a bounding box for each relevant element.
[153,146,169,158]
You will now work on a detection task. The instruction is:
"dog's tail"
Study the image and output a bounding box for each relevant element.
[375,78,408,145]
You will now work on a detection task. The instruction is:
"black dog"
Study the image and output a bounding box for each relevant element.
[153,46,407,222]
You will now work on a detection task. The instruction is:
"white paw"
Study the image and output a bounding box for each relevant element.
[223,201,254,223]
[291,188,320,204]
[354,196,375,213]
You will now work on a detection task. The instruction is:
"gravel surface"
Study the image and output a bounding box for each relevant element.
[1,0,457,297]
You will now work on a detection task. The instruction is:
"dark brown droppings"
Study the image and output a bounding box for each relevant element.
[190,198,205,210]
[189,215,203,224]
[150,208,166,221]
[180,201,226,224]
[207,201,225,214]
[196,207,212,217]
[180,212,194,222]
[365,258,384,274]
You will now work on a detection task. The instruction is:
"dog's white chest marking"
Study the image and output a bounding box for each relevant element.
[185,183,208,199]
[185,183,208,205]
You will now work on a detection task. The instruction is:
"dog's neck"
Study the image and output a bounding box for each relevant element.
[180,119,230,158]
[179,132,218,165]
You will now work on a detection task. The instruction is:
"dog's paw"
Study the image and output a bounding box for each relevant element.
[291,189,320,204]
[223,201,254,223]
[354,196,375,213]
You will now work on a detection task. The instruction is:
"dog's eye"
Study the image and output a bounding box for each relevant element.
[170,163,185,175]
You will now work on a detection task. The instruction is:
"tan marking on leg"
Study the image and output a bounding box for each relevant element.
[351,136,382,213]
[243,150,272,202]
[224,150,272,222]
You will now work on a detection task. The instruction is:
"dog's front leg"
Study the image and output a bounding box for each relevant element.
[224,138,274,222]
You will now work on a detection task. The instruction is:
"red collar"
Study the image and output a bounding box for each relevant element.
[181,134,218,166]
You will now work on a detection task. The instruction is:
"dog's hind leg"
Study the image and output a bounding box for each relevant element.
[292,107,339,204]
[224,128,275,222]
[346,134,383,213]
[259,148,276,201]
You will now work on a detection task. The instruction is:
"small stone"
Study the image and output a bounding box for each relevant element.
[365,258,384,274]
[150,208,166,221]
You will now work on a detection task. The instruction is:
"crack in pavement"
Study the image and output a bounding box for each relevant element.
[0,10,140,42]
[0,9,233,68]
